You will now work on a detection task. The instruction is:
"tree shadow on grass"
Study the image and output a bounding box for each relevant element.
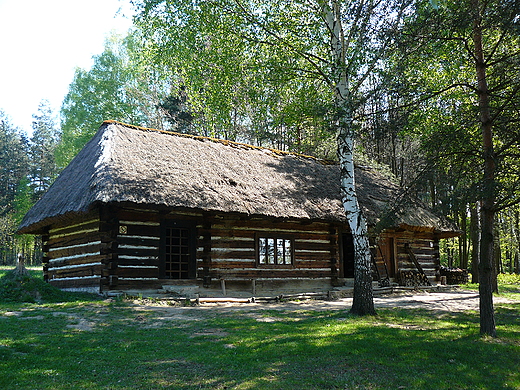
[1,304,518,390]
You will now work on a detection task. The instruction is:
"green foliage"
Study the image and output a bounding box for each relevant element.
[394,0,520,211]
[0,267,100,303]
[0,111,28,216]
[132,0,347,152]
[29,100,59,202]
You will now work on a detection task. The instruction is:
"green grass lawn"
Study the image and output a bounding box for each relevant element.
[1,266,519,389]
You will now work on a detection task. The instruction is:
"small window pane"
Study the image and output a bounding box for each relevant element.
[277,239,284,264]
[267,238,275,264]
[284,239,292,264]
[259,238,267,264]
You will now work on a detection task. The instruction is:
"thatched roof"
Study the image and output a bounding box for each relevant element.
[18,121,457,236]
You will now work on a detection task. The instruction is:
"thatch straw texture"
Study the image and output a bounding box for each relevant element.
[18,121,455,235]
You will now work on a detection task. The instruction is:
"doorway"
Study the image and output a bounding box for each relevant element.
[341,232,355,278]
[160,221,197,279]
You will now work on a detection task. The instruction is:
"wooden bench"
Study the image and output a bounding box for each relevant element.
[219,277,256,296]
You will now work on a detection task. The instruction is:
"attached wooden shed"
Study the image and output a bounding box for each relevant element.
[18,121,458,296]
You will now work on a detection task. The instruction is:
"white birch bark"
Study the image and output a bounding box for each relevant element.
[320,0,375,315]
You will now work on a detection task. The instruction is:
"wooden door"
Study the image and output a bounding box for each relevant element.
[161,222,197,279]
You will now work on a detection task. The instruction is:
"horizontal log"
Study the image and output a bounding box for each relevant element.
[210,229,255,239]
[48,242,103,259]
[212,249,255,260]
[103,279,163,290]
[114,247,159,258]
[294,241,331,251]
[211,219,331,231]
[199,260,256,269]
[294,252,333,261]
[49,219,99,235]
[51,277,101,288]
[116,258,160,267]
[209,269,332,279]
[48,254,107,267]
[116,267,159,278]
[117,236,160,246]
[293,260,333,268]
[211,239,254,249]
[47,231,102,248]
[49,264,104,278]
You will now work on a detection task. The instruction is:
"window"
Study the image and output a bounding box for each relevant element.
[257,235,293,266]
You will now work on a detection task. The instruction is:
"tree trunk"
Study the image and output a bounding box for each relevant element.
[470,203,480,283]
[460,208,468,269]
[514,209,520,274]
[493,223,500,293]
[14,253,29,277]
[338,128,376,316]
[321,0,375,316]
[473,0,496,337]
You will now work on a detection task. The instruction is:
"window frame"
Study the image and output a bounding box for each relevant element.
[255,233,295,268]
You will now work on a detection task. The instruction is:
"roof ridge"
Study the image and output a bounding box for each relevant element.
[102,120,337,165]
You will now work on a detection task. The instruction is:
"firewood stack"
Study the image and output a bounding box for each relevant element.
[439,266,468,285]
[397,270,430,287]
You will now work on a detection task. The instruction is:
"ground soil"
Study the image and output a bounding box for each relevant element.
[133,289,518,318]
[4,290,516,331]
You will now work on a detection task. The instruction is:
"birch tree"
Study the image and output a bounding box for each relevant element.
[134,0,408,315]
[318,0,375,314]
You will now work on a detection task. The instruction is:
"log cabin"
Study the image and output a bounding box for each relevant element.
[18,121,459,296]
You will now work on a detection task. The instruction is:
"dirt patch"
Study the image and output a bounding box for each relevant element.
[3,290,514,331]
[127,290,518,320]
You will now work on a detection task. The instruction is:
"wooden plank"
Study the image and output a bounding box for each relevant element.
[115,247,159,257]
[49,219,100,235]
[48,242,103,259]
[116,267,159,278]
[116,258,160,267]
[212,249,255,260]
[294,241,331,251]
[210,229,255,239]
[209,269,332,279]
[50,277,100,288]
[209,260,256,268]
[211,240,255,249]
[117,236,160,247]
[293,260,332,268]
[47,231,102,248]
[47,254,107,267]
[294,252,333,261]
[211,219,331,231]
[49,264,104,278]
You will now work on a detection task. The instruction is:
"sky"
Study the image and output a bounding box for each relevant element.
[0,0,134,135]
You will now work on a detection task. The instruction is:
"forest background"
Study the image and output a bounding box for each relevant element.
[1,0,519,285]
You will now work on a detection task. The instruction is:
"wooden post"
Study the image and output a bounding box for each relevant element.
[220,278,226,296]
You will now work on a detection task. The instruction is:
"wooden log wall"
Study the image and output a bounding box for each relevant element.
[45,206,342,293]
[103,208,201,291]
[396,234,440,283]
[209,217,338,281]
[44,217,104,292]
